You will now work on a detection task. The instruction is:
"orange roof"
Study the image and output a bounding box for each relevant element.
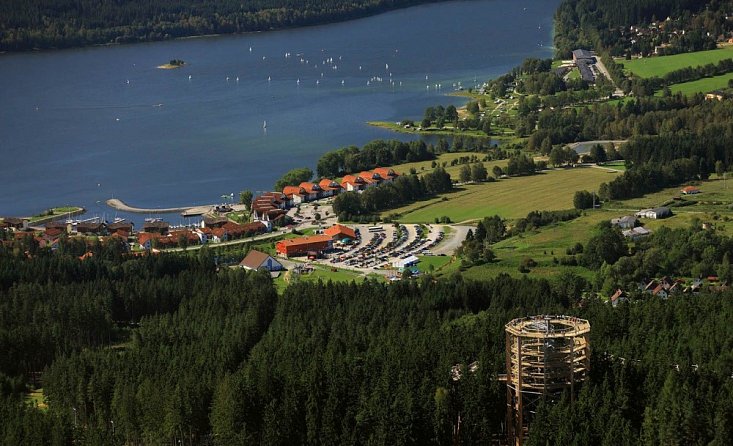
[283,185,305,196]
[358,172,379,183]
[341,175,364,184]
[277,234,333,248]
[299,182,321,194]
[324,224,356,240]
[319,179,341,190]
[138,232,160,245]
[681,186,699,192]
[373,167,399,178]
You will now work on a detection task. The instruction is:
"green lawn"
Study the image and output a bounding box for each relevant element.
[620,46,733,78]
[658,72,733,96]
[602,161,627,171]
[389,167,619,223]
[567,67,581,80]
[274,264,369,292]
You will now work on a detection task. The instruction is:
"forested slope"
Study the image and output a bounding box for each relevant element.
[0,0,443,51]
[1,242,733,444]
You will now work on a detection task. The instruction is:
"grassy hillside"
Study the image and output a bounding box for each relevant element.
[660,72,733,95]
[388,166,617,223]
[621,46,733,78]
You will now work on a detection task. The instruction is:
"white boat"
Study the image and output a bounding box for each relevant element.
[263,120,267,129]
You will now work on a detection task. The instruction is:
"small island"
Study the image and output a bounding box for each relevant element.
[157,59,185,69]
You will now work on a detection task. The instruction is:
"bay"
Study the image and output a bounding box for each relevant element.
[0,0,558,221]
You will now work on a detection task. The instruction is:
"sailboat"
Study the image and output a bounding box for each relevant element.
[263,120,267,129]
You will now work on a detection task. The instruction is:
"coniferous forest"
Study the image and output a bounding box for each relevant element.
[1,243,733,445]
[0,0,442,51]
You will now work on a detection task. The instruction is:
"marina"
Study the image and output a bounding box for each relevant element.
[0,0,557,220]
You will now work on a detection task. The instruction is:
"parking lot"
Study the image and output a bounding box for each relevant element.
[310,223,447,273]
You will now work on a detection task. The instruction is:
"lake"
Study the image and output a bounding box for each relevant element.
[0,0,558,222]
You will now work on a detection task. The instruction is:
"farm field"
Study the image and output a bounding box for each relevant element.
[388,166,619,223]
[620,46,733,78]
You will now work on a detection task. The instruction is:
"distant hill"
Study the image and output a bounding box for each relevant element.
[0,0,443,51]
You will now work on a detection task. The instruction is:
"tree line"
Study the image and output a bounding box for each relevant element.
[0,0,444,51]
[332,167,452,221]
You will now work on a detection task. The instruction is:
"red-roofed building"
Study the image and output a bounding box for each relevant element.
[373,167,400,182]
[358,171,382,187]
[298,182,322,200]
[324,224,357,241]
[283,186,307,204]
[318,179,342,197]
[341,175,366,192]
[276,234,333,257]
[681,186,700,195]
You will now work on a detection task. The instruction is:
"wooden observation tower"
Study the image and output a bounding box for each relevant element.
[505,315,590,446]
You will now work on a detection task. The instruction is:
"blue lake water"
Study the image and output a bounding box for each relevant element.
[0,0,558,221]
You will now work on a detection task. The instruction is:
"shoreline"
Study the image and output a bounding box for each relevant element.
[0,0,448,55]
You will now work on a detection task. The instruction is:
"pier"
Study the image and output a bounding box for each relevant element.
[106,198,247,216]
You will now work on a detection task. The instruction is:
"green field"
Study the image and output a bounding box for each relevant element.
[273,264,369,292]
[659,72,733,95]
[620,46,733,78]
[604,177,733,235]
[389,167,619,223]
[457,210,613,281]
[416,255,454,273]
[389,152,509,180]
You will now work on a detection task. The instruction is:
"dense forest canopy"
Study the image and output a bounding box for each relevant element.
[1,245,733,445]
[0,0,444,51]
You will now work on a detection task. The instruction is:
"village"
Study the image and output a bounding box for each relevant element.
[0,166,468,279]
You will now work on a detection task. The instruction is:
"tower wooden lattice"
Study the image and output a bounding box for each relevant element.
[505,315,590,446]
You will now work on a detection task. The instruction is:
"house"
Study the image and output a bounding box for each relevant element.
[202,215,229,229]
[372,167,400,182]
[298,182,322,201]
[45,221,69,235]
[142,221,170,234]
[341,175,367,192]
[108,221,134,236]
[318,179,342,197]
[2,217,27,230]
[283,186,307,204]
[138,232,161,250]
[680,186,700,195]
[357,171,383,188]
[611,215,639,229]
[324,224,357,242]
[636,207,671,219]
[76,222,107,235]
[651,284,668,299]
[622,226,652,240]
[609,289,628,307]
[239,250,284,271]
[705,90,731,101]
[276,234,333,257]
